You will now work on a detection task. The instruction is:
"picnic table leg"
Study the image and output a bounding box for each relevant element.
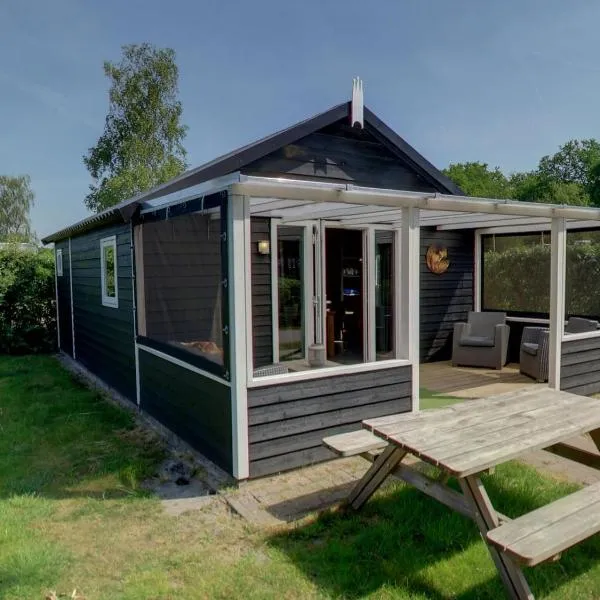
[348,445,407,510]
[589,427,600,453]
[459,475,534,600]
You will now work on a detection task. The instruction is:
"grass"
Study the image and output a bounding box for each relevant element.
[1,355,600,598]
[419,387,465,410]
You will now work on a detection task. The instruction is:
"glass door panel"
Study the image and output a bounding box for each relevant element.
[277,226,304,361]
[375,231,394,360]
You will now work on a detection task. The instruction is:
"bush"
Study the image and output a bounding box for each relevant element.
[0,246,56,354]
[484,242,600,316]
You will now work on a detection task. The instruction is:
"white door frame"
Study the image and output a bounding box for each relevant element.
[271,221,315,365]
[269,219,391,370]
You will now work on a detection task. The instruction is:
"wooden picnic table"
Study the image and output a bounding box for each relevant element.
[338,387,600,600]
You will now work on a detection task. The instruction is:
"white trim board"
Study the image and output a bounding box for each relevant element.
[130,222,141,406]
[549,217,566,390]
[228,193,250,479]
[247,358,412,388]
[270,220,279,363]
[69,238,76,359]
[137,344,231,387]
[563,330,600,343]
[54,248,61,350]
[506,316,551,325]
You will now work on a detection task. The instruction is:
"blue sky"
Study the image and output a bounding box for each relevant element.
[2,0,600,238]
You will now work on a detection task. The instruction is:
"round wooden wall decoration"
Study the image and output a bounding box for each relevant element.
[426,245,450,275]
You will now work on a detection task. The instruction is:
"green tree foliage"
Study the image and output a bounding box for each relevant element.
[83,43,188,212]
[443,162,512,198]
[510,172,590,205]
[445,139,600,206]
[538,139,600,189]
[0,175,35,241]
[0,246,56,353]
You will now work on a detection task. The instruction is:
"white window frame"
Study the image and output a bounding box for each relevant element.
[100,235,119,308]
[253,219,407,385]
[56,248,63,277]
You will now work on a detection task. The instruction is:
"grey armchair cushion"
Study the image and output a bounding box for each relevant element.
[466,311,507,339]
[565,317,599,334]
[460,335,495,347]
[521,342,539,356]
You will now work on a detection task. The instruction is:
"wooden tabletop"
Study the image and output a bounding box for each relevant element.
[363,387,600,478]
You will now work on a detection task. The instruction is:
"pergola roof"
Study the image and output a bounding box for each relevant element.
[233,176,600,231]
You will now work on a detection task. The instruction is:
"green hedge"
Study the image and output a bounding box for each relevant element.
[0,246,56,354]
[484,243,600,316]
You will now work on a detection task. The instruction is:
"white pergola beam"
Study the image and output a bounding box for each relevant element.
[340,208,406,224]
[437,217,551,231]
[477,220,600,235]
[268,202,370,220]
[421,212,520,225]
[249,199,315,214]
[549,217,566,390]
[233,179,600,223]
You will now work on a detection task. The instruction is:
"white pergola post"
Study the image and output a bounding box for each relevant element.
[549,217,567,390]
[229,193,250,479]
[400,207,420,411]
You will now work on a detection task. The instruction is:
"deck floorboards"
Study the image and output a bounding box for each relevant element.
[420,361,534,399]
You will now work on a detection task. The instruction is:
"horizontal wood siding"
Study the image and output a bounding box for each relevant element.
[420,228,474,362]
[139,349,233,473]
[561,336,600,396]
[142,214,223,345]
[55,239,73,356]
[251,218,272,368]
[70,224,136,400]
[242,122,437,191]
[247,365,412,477]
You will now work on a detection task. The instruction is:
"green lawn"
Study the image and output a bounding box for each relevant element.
[2,355,600,599]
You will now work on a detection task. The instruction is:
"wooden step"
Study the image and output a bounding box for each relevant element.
[323,429,387,457]
[487,481,600,566]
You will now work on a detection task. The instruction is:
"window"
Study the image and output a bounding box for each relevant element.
[482,230,600,318]
[56,248,63,277]
[482,233,550,314]
[100,236,118,308]
[139,206,226,370]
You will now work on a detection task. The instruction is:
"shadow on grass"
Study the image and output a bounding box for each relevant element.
[268,463,600,599]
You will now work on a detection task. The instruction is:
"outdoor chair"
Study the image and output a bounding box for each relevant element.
[452,311,509,370]
[520,316,600,382]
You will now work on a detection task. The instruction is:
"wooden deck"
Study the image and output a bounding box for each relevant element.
[420,361,535,399]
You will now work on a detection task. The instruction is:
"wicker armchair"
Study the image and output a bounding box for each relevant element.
[452,311,509,370]
[519,327,550,382]
[520,317,600,382]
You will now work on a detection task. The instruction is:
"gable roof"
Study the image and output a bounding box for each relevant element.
[43,101,462,243]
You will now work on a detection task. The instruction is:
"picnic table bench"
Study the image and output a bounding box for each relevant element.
[323,387,600,600]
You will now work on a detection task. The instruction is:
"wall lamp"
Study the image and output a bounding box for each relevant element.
[257,240,270,255]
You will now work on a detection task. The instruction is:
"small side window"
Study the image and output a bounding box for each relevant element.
[100,236,118,308]
[56,249,63,277]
